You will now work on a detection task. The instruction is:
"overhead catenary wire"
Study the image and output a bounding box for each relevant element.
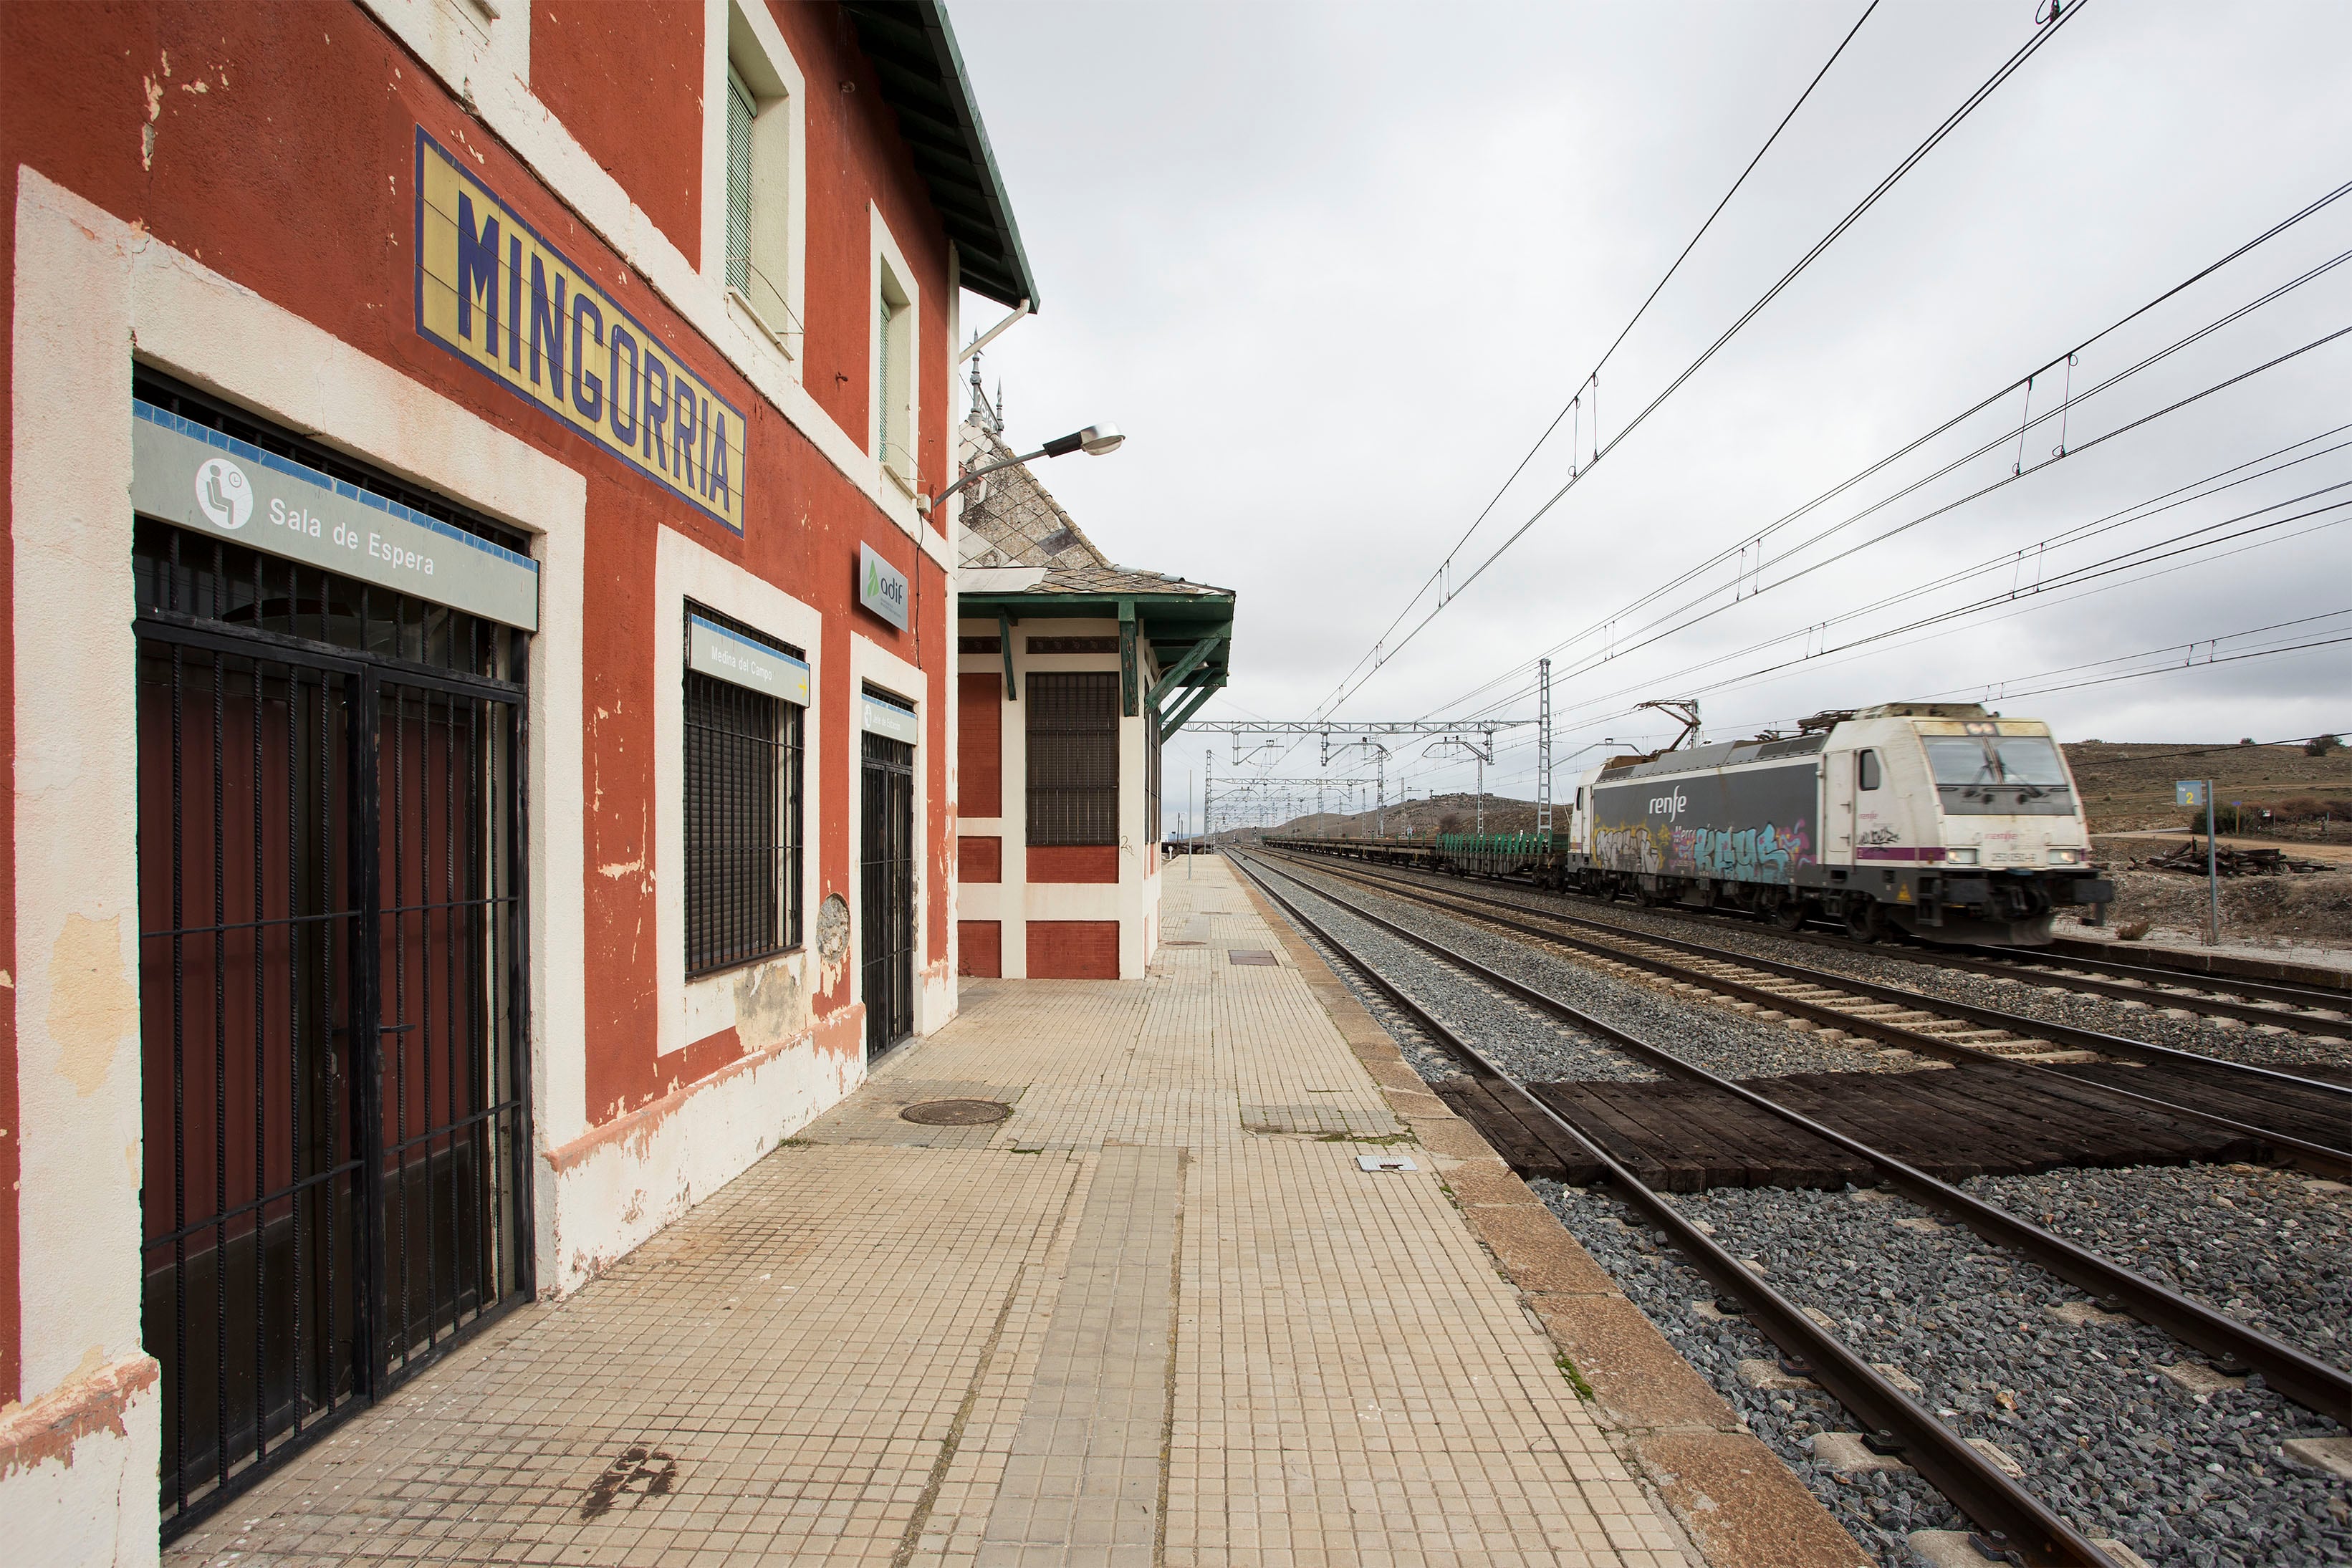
[1492,430,2352,729]
[1314,0,2094,720]
[1537,504,2352,746]
[1340,616,2352,817]
[1917,611,2352,704]
[1427,212,2352,720]
[1444,311,2352,724]
[1362,468,2352,800]
[1307,0,1883,722]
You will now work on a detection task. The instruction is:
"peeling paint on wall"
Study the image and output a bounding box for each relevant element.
[0,1353,157,1481]
[733,961,802,1051]
[46,915,135,1097]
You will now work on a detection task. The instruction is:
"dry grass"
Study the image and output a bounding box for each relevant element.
[2085,838,2352,946]
[2066,741,2352,836]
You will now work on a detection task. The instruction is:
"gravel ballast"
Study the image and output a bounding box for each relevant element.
[1254,856,1909,1080]
[1242,859,1659,1083]
[1244,852,2352,1566]
[1535,1172,2352,1568]
[1296,856,2352,1073]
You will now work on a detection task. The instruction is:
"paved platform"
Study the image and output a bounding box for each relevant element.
[168,859,1858,1568]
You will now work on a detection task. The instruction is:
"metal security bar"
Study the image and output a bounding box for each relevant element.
[1027,672,1119,845]
[370,675,529,1388]
[861,729,916,1055]
[134,435,531,1539]
[138,635,363,1535]
[684,674,803,973]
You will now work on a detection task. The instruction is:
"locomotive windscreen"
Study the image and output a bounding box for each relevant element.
[1922,736,2076,814]
[1588,761,1818,883]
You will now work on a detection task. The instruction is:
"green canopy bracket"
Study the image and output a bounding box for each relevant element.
[1158,673,1226,739]
[1146,627,1229,710]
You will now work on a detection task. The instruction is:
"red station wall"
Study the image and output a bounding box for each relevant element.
[0,0,976,1390]
[531,1,706,264]
[1028,922,1120,981]
[959,673,1002,815]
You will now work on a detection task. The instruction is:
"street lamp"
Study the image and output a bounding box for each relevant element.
[923,423,1124,513]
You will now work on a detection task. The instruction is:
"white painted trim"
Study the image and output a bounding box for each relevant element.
[709,0,807,371]
[869,204,922,523]
[651,529,824,1057]
[940,246,961,988]
[846,633,932,1046]
[9,171,589,1409]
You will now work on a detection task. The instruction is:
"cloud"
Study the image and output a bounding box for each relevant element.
[950,0,2352,811]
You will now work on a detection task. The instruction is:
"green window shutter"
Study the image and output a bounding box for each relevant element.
[724,68,754,294]
[877,297,893,459]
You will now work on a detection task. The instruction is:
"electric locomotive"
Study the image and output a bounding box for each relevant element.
[1565,702,2109,945]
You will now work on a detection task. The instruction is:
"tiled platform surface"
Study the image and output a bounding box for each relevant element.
[169,859,1827,1568]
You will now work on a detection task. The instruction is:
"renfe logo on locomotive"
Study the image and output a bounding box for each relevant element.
[1648,787,1689,819]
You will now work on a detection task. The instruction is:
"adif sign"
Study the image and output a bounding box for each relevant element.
[858,544,909,630]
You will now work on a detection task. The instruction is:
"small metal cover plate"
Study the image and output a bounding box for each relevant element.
[1357,1154,1417,1173]
[1229,950,1277,966]
[899,1099,1013,1126]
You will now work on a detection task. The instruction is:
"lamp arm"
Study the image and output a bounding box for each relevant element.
[925,448,1049,512]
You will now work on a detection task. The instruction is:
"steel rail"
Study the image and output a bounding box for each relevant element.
[1613,903,2352,1034]
[1982,943,2351,1011]
[1575,885,2352,1030]
[1227,852,2124,1568]
[1269,847,2352,1105]
[1279,841,2352,1024]
[1238,850,2352,1425]
[1261,849,2352,1180]
[1265,836,2352,1034]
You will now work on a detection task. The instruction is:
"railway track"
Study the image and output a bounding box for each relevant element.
[1228,847,2352,1568]
[1258,846,2352,1178]
[1340,840,2352,1036]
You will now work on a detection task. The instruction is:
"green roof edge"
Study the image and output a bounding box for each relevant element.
[845,0,1042,312]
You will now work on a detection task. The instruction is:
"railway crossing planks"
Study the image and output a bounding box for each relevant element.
[1443,1064,2270,1192]
[1431,1077,1604,1183]
[1535,1081,1863,1190]
[2057,1059,2352,1151]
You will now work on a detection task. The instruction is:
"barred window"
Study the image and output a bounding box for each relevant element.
[685,607,804,974]
[1027,672,1119,845]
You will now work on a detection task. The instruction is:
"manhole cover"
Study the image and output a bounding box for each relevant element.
[900,1098,1012,1126]
[1162,940,1205,948]
[1229,950,1277,966]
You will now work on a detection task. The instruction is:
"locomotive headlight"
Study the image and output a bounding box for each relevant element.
[1947,847,1979,866]
[2048,847,2086,866]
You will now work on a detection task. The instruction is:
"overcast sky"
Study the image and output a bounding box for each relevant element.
[950,0,2352,817]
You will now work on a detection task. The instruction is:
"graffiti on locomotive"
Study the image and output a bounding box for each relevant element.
[1589,764,1815,884]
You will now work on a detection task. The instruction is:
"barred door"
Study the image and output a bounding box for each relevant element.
[135,513,531,1537]
[860,730,916,1054]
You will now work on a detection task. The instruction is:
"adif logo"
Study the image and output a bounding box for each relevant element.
[193,458,253,532]
[1648,787,1689,819]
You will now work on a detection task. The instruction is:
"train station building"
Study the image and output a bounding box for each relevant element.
[952,377,1234,979]
[0,0,1039,1552]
